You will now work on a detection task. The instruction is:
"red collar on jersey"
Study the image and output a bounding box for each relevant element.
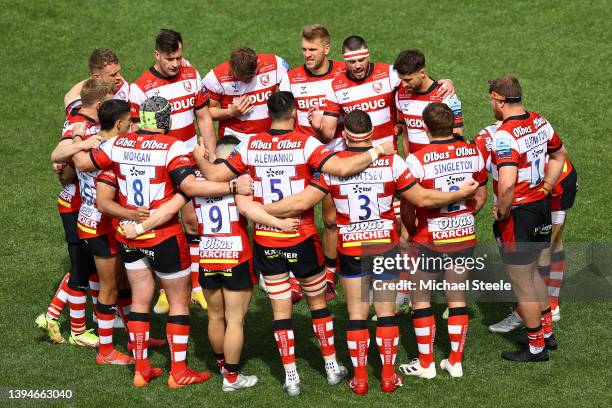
[304,60,335,78]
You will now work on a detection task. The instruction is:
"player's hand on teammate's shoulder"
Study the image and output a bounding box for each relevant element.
[378,141,396,156]
[437,79,455,98]
[193,139,209,163]
[276,217,300,233]
[236,174,254,195]
[79,134,103,151]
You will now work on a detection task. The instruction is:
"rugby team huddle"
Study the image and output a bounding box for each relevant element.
[36,25,578,395]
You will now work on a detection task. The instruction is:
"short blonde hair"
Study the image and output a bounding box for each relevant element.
[301,24,330,44]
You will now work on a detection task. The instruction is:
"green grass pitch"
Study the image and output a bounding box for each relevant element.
[1,0,610,406]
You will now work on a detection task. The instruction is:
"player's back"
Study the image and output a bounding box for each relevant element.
[193,170,251,270]
[407,138,486,250]
[224,128,332,247]
[93,130,192,247]
[316,150,414,256]
[491,111,561,205]
[472,123,499,173]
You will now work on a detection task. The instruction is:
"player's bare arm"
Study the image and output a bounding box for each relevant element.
[264,185,327,218]
[541,145,568,194]
[95,180,150,222]
[121,193,189,239]
[308,106,337,143]
[57,164,76,187]
[195,105,218,162]
[193,141,237,181]
[402,179,478,209]
[179,173,253,197]
[320,141,396,177]
[51,134,102,164]
[473,184,488,214]
[400,198,417,236]
[234,193,299,232]
[494,165,516,220]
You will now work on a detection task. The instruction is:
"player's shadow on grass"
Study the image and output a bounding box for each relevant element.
[474,301,523,347]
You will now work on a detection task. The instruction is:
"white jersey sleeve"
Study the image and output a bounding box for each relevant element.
[405,154,424,182]
[275,55,291,83]
[202,70,224,101]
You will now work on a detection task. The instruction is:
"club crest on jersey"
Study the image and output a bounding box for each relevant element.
[260,74,270,86]
[183,81,193,92]
[372,81,383,93]
[118,91,127,100]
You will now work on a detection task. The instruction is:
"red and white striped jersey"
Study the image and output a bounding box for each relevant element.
[224,129,335,247]
[279,60,346,150]
[193,171,251,270]
[323,63,401,149]
[406,139,487,250]
[90,129,195,247]
[491,112,563,205]
[129,66,209,150]
[396,81,463,154]
[311,149,416,256]
[57,109,100,214]
[472,123,500,173]
[203,54,289,141]
[65,78,130,116]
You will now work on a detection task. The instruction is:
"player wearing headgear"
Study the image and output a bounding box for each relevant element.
[129,28,216,313]
[394,50,463,154]
[278,24,348,302]
[37,79,114,348]
[488,76,567,362]
[263,109,478,394]
[308,36,455,151]
[203,46,290,145]
[119,136,298,392]
[64,48,129,114]
[397,103,487,380]
[476,124,578,333]
[58,99,136,364]
[75,95,252,387]
[195,91,399,396]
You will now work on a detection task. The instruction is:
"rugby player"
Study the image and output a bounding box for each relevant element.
[397,103,487,379]
[64,48,129,113]
[129,28,216,312]
[38,79,114,348]
[75,96,252,387]
[263,109,478,394]
[488,76,567,361]
[120,136,299,391]
[279,24,347,301]
[203,46,290,144]
[476,124,578,332]
[394,49,463,154]
[195,92,403,396]
[308,35,455,151]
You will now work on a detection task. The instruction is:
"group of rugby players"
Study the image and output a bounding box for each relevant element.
[36,25,577,396]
